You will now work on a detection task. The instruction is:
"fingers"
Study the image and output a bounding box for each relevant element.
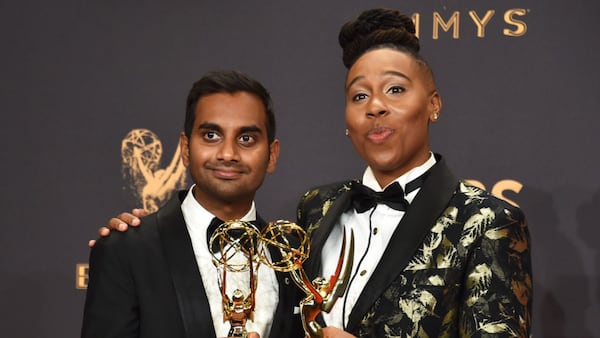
[247,333,260,338]
[98,226,110,237]
[118,212,141,226]
[87,227,110,248]
[108,217,127,231]
[107,212,140,231]
[89,209,147,249]
[132,208,149,218]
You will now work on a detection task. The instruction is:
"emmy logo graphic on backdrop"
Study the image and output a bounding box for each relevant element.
[209,220,262,338]
[121,129,187,212]
[258,220,354,338]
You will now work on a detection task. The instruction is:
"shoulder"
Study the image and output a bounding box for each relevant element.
[296,180,355,228]
[96,190,186,249]
[454,180,525,220]
[93,211,162,254]
[449,181,528,246]
[299,180,356,206]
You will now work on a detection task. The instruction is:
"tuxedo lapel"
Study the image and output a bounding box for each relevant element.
[157,191,216,338]
[346,157,459,331]
[304,188,354,277]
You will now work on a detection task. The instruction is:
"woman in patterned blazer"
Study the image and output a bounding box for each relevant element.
[299,8,532,338]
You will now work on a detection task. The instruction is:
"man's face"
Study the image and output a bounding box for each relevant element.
[180,91,279,215]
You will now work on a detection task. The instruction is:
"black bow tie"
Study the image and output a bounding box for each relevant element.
[351,171,430,213]
[207,217,225,253]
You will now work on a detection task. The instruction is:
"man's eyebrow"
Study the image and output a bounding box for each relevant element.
[198,123,263,134]
[197,122,222,132]
[239,125,263,134]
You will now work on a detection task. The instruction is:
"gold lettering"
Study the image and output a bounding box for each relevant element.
[504,8,528,37]
[469,10,495,38]
[412,13,421,39]
[433,11,460,39]
[491,179,523,207]
[464,179,522,206]
[76,263,89,289]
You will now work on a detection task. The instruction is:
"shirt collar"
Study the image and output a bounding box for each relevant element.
[362,152,437,192]
[180,184,256,230]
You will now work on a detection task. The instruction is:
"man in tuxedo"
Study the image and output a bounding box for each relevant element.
[81,70,300,338]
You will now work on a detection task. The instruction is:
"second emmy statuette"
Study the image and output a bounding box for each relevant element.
[257,220,354,338]
[209,220,261,338]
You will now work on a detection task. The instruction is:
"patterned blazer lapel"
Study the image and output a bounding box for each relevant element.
[304,187,354,278]
[346,157,459,332]
[157,191,216,338]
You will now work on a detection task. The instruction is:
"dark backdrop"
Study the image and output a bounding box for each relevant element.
[1,0,598,337]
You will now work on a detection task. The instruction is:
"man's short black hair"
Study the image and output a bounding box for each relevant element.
[184,70,276,143]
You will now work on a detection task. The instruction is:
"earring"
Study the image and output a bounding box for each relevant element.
[433,113,439,121]
[345,129,349,136]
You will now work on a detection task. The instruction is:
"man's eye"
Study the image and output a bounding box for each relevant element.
[204,131,220,140]
[239,135,254,143]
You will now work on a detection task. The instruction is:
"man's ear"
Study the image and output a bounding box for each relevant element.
[179,132,190,167]
[266,139,280,173]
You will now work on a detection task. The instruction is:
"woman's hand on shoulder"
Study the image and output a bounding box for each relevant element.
[88,208,149,247]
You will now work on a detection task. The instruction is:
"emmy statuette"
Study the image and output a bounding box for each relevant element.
[209,220,262,338]
[258,220,354,338]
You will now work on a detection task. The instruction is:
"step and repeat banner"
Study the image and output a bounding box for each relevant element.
[1,0,599,337]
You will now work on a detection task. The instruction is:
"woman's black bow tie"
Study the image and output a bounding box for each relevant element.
[351,182,408,213]
[350,171,430,213]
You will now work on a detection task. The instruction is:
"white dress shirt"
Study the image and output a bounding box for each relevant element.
[181,186,279,337]
[320,153,437,329]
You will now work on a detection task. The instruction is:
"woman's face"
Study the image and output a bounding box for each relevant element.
[345,48,441,187]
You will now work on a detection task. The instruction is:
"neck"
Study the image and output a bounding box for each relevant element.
[371,151,432,188]
[192,187,253,221]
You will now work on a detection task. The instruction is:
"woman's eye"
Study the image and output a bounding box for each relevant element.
[388,86,404,94]
[353,93,368,101]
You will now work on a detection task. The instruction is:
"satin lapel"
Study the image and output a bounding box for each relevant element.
[254,215,267,231]
[304,189,354,278]
[157,191,216,338]
[346,158,459,331]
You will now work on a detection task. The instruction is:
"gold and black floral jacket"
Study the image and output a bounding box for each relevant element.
[296,156,532,337]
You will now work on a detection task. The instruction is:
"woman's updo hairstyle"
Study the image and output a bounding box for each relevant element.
[339,8,422,69]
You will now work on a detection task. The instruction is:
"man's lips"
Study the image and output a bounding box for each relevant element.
[212,169,242,179]
[206,164,246,179]
[367,126,394,143]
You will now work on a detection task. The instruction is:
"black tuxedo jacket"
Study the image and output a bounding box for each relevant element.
[82,190,300,338]
[296,156,532,337]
